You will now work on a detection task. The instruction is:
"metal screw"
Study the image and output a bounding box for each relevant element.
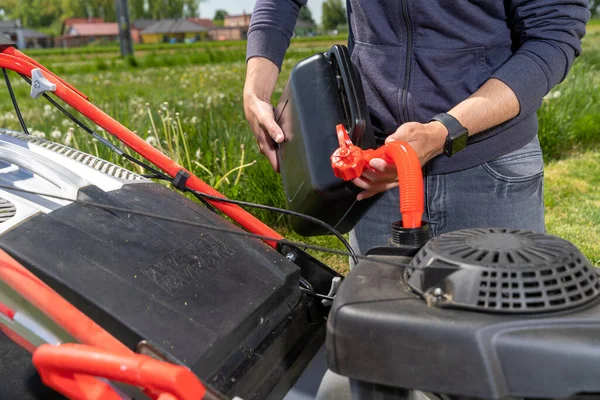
[286,252,297,262]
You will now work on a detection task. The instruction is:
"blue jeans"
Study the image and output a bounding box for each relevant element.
[350,136,545,256]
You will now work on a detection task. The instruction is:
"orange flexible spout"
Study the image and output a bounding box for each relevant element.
[331,125,424,228]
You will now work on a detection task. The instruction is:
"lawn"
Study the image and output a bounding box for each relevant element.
[0,27,598,272]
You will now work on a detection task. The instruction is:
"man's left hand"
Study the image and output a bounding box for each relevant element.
[352,121,447,200]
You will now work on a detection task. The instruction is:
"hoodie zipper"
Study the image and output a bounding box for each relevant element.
[401,0,412,123]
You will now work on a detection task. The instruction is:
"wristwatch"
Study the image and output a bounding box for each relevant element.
[429,113,469,157]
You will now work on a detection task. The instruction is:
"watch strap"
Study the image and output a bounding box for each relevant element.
[430,113,464,137]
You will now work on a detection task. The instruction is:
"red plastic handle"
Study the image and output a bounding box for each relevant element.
[33,343,206,400]
[331,124,424,228]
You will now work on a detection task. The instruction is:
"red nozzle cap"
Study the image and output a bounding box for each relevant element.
[331,146,366,180]
[330,124,366,180]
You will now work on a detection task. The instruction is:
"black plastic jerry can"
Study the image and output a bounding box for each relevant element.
[275,45,379,237]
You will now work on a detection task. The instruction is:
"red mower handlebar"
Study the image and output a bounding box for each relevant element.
[33,343,206,400]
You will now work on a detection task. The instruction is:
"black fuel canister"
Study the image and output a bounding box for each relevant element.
[275,45,379,236]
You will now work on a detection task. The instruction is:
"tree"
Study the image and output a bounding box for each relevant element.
[298,6,315,25]
[95,0,116,22]
[214,9,228,22]
[590,0,600,16]
[322,0,346,30]
[184,0,206,18]
[129,0,147,20]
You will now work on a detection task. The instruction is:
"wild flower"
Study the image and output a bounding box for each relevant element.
[51,130,62,139]
[64,128,74,146]
[2,112,15,121]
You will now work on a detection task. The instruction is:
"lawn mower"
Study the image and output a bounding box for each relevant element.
[1,34,600,400]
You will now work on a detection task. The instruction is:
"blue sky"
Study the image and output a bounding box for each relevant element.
[199,0,325,25]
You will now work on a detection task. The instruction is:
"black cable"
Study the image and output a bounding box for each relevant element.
[16,73,355,260]
[141,174,169,180]
[3,69,30,135]
[187,189,359,264]
[188,191,219,214]
[299,287,335,301]
[0,184,441,272]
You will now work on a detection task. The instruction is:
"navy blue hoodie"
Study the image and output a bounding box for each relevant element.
[246,0,590,174]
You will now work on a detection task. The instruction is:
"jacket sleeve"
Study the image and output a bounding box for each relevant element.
[491,0,590,116]
[246,0,308,70]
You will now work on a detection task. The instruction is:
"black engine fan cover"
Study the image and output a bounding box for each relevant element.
[406,228,600,313]
[326,229,600,399]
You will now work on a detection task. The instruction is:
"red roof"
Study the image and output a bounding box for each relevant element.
[63,18,104,26]
[188,18,215,29]
[67,22,119,37]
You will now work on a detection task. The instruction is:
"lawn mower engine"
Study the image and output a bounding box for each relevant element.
[328,227,600,399]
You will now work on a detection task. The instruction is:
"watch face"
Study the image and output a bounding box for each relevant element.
[452,131,469,155]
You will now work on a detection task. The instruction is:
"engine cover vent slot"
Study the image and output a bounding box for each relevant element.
[0,129,144,181]
[406,228,600,313]
[0,197,16,223]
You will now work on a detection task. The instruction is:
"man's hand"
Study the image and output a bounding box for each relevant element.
[244,57,283,171]
[352,121,447,200]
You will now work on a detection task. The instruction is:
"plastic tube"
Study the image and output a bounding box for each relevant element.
[369,142,424,229]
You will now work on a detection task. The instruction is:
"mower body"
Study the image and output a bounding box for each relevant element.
[0,129,332,400]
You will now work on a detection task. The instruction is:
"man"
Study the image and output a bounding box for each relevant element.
[244,1,590,255]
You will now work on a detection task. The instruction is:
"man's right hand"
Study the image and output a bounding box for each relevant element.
[243,57,284,172]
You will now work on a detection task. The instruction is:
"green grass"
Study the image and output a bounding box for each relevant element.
[0,33,598,272]
[587,18,600,32]
[545,151,600,267]
[537,30,600,160]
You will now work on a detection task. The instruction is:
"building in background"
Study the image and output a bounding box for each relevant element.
[61,18,104,34]
[131,19,157,32]
[209,13,250,41]
[55,18,144,48]
[56,22,119,47]
[0,21,52,48]
[294,20,317,37]
[140,19,208,44]
[188,18,215,30]
[223,14,251,27]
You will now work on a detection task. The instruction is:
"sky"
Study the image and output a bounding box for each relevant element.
[199,0,325,24]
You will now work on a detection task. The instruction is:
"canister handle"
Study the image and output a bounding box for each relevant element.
[326,45,370,148]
